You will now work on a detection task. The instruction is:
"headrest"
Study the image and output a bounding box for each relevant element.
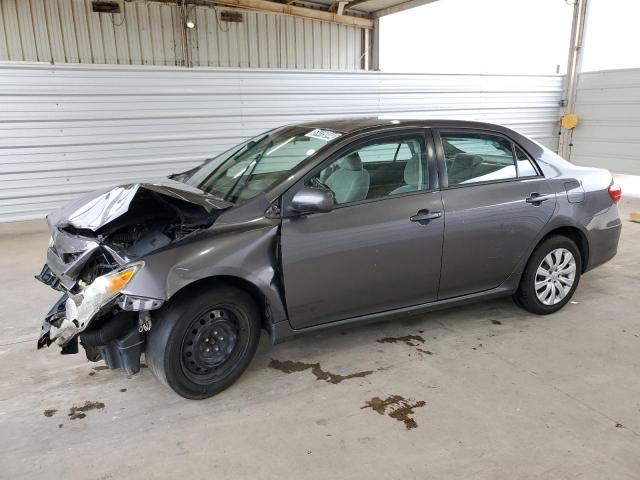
[403,155,422,187]
[340,152,363,171]
[452,153,483,169]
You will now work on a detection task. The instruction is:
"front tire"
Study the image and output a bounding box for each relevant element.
[514,235,582,315]
[146,284,261,399]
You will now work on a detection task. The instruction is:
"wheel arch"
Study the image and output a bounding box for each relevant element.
[167,275,272,333]
[537,226,589,273]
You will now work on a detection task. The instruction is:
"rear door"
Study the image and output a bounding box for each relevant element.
[280,130,444,329]
[435,129,556,299]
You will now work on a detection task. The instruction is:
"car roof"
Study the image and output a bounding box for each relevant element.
[294,117,516,135]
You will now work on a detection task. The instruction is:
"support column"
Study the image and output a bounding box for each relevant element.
[559,0,588,160]
[363,28,370,70]
[371,18,380,71]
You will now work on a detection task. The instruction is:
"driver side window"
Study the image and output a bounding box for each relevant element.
[308,136,427,205]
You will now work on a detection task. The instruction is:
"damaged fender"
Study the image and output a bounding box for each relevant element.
[121,215,288,329]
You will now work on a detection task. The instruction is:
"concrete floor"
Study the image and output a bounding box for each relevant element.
[1,179,639,480]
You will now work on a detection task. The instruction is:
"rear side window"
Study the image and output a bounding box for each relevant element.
[440,133,540,186]
[441,133,517,185]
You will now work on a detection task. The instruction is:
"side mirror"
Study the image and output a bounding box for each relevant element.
[288,187,335,216]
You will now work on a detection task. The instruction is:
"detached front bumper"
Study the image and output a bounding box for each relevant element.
[36,261,164,373]
[37,293,73,351]
[36,290,160,374]
[37,292,113,349]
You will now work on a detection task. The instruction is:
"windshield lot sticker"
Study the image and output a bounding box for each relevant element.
[305,129,342,142]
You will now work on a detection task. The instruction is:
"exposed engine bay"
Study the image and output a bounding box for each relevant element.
[36,182,230,373]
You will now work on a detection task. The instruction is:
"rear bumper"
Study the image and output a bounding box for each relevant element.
[585,216,622,272]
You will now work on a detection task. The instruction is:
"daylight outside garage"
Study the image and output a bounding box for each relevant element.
[0,0,639,478]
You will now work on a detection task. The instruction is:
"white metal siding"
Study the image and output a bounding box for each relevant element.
[0,0,363,70]
[0,63,563,222]
[570,68,640,175]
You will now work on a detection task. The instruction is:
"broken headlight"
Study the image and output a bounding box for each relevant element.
[72,261,144,328]
[50,262,144,345]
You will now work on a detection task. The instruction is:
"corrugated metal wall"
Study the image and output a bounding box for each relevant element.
[570,68,640,175]
[0,0,363,70]
[0,63,563,222]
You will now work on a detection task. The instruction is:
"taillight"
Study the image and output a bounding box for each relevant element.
[608,183,622,203]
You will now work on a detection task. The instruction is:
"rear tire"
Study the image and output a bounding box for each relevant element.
[146,284,261,399]
[514,235,582,315]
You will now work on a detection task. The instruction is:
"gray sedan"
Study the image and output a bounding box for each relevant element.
[36,118,622,398]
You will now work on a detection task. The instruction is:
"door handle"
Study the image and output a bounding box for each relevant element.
[410,210,442,223]
[526,193,554,205]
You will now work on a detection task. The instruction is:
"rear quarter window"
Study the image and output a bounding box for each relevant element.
[514,145,539,177]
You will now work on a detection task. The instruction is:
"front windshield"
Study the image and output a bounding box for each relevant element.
[183,126,342,203]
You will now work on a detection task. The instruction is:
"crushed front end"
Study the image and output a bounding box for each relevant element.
[37,259,153,373]
[36,182,228,373]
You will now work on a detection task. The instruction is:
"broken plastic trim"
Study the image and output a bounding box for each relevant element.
[37,294,68,349]
[117,294,164,311]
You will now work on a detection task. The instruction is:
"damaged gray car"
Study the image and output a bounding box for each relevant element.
[37,118,622,399]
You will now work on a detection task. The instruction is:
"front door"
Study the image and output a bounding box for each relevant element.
[436,130,557,299]
[280,132,444,329]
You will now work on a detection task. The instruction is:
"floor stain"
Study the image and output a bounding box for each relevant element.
[377,334,425,347]
[176,441,189,456]
[43,409,57,417]
[92,366,109,371]
[119,388,127,393]
[88,371,96,376]
[416,348,433,355]
[68,401,105,420]
[361,395,426,430]
[269,359,373,384]
[491,320,502,325]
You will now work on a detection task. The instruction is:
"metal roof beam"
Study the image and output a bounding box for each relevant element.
[221,0,374,27]
[165,0,375,27]
[372,0,439,18]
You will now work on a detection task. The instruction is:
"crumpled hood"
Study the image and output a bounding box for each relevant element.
[40,178,232,292]
[48,178,232,232]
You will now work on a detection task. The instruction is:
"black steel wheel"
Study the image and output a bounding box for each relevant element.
[181,306,245,383]
[146,284,261,399]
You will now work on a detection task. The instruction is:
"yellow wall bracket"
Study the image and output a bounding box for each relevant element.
[560,113,578,130]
